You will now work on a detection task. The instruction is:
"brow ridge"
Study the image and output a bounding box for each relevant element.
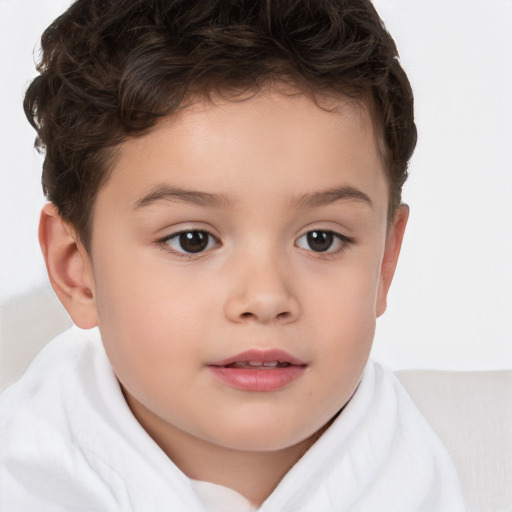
[290,185,373,209]
[133,184,231,209]
[133,183,372,211]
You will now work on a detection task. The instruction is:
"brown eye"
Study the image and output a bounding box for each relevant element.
[165,230,217,254]
[295,230,350,254]
[306,231,334,252]
[179,231,209,253]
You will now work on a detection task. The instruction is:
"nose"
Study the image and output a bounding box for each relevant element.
[224,252,300,325]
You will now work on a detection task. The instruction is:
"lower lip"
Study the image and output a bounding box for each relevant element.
[208,365,306,392]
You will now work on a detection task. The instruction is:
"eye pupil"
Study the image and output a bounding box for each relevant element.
[179,231,209,253]
[307,231,333,252]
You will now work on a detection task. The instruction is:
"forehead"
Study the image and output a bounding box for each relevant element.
[97,89,388,217]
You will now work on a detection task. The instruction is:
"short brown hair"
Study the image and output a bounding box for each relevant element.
[25,0,417,250]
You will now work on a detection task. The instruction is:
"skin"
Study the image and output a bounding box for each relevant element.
[40,88,408,505]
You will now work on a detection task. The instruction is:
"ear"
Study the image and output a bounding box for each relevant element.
[39,203,98,329]
[376,204,409,317]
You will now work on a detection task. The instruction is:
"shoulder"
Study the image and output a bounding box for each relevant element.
[0,326,107,451]
[1,326,103,413]
[0,327,123,510]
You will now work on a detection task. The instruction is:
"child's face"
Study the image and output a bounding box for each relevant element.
[79,89,405,453]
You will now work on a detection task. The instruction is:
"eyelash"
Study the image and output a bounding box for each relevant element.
[157,230,220,259]
[295,230,353,258]
[156,229,353,259]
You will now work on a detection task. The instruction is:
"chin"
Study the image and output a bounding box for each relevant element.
[202,415,323,453]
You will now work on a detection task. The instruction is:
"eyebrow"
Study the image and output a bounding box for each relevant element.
[133,184,232,210]
[133,183,372,211]
[290,185,373,209]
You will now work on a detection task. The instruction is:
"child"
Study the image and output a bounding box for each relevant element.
[0,0,466,510]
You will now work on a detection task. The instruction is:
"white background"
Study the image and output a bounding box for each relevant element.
[0,0,511,371]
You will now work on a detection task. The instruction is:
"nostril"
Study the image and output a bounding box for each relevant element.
[240,311,290,321]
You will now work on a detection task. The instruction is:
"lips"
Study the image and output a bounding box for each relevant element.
[225,360,290,369]
[208,349,307,392]
[209,349,306,368]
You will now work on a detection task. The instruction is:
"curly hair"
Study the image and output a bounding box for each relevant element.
[24,0,417,250]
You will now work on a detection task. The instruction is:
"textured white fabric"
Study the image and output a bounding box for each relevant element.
[191,480,257,512]
[0,326,465,511]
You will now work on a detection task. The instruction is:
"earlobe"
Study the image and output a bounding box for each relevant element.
[376,204,409,317]
[39,203,98,329]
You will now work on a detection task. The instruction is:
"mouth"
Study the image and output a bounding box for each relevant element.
[209,349,306,368]
[222,360,294,369]
[208,350,307,392]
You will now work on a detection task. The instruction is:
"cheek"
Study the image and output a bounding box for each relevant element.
[302,256,380,330]
[91,252,213,389]
[311,288,375,382]
[299,259,379,391]
[94,243,213,325]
